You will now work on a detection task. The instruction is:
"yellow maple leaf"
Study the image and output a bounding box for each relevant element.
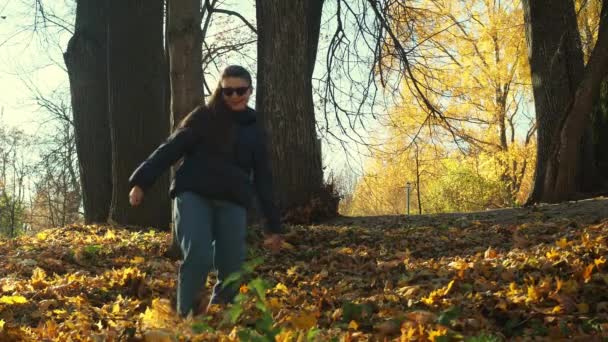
[30,267,48,289]
[556,238,568,249]
[274,330,294,342]
[449,260,469,278]
[422,280,454,306]
[112,302,121,314]
[140,298,176,330]
[595,256,606,269]
[582,233,593,248]
[428,327,448,342]
[506,282,520,297]
[484,246,498,259]
[583,264,595,283]
[421,292,438,306]
[274,282,289,294]
[526,285,541,303]
[287,266,299,276]
[348,320,359,330]
[0,319,4,331]
[104,230,117,240]
[546,248,560,261]
[36,232,48,241]
[0,295,28,305]
[401,325,416,340]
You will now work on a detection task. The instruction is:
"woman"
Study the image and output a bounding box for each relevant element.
[128,65,284,317]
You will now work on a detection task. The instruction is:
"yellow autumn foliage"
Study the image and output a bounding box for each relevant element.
[346,0,536,215]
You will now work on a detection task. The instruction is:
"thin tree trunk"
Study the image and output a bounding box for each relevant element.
[64,0,112,224]
[415,144,422,215]
[255,0,325,211]
[107,0,171,229]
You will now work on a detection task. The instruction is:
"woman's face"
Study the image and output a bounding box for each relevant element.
[221,77,252,111]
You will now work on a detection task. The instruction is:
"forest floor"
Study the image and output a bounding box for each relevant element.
[1,198,607,341]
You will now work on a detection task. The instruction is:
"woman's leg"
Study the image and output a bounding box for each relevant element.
[174,192,214,317]
[209,200,247,305]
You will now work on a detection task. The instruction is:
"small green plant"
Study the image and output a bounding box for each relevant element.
[221,258,281,341]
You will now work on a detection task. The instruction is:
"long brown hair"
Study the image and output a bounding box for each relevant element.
[178,65,253,156]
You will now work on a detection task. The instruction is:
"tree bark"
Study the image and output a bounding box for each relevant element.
[593,78,608,181]
[255,0,325,211]
[63,0,112,224]
[166,0,203,257]
[523,0,586,204]
[167,0,204,129]
[545,2,608,201]
[107,0,171,229]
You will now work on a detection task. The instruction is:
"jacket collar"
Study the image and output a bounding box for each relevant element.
[230,106,257,126]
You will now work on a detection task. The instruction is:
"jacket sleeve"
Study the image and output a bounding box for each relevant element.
[253,128,283,234]
[128,127,198,191]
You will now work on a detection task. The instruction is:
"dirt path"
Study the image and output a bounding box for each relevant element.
[330,197,608,229]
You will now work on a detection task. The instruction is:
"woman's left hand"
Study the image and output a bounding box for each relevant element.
[263,234,284,254]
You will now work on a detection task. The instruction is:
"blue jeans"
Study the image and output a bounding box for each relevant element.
[174,191,247,317]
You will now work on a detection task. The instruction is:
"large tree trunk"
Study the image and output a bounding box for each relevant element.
[107,0,170,229]
[523,0,587,204]
[544,2,608,201]
[255,0,325,211]
[167,0,204,129]
[166,0,203,257]
[63,0,112,224]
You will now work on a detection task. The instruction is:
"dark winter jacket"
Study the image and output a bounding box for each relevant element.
[128,106,282,233]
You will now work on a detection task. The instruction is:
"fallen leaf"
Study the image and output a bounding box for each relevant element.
[484,246,498,259]
[0,295,28,305]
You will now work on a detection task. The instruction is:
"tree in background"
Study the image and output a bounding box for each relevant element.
[346,0,535,215]
[167,0,204,130]
[0,123,30,237]
[64,0,112,224]
[27,88,82,230]
[255,0,326,214]
[107,0,170,228]
[524,0,608,203]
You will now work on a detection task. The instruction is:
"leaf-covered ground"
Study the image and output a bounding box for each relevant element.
[1,200,608,341]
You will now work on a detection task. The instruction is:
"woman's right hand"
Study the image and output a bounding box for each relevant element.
[129,186,144,207]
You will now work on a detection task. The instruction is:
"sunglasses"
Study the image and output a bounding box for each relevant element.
[221,86,250,97]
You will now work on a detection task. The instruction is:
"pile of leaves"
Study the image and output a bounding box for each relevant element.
[0,214,607,341]
[282,182,342,225]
